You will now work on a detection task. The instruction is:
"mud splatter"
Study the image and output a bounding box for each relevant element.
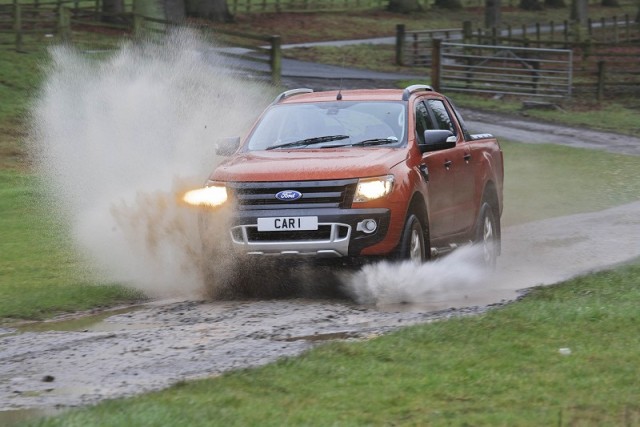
[29,30,273,297]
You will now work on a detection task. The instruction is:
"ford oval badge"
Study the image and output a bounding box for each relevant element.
[275,190,302,202]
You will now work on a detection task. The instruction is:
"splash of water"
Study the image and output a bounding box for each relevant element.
[342,245,490,307]
[29,29,272,297]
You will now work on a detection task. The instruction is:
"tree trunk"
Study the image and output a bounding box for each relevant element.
[133,0,163,19]
[485,0,501,28]
[544,0,566,8]
[186,0,232,22]
[570,0,588,24]
[387,0,423,12]
[102,0,125,23]
[163,0,186,22]
[433,0,463,9]
[519,0,543,10]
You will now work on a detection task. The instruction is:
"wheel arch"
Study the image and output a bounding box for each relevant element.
[406,191,431,259]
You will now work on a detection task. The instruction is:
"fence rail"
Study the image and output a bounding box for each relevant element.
[468,15,639,48]
[434,41,573,98]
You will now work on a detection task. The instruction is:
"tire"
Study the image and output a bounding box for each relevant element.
[397,214,427,263]
[475,202,499,269]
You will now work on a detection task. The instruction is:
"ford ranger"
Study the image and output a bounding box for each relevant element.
[184,85,504,268]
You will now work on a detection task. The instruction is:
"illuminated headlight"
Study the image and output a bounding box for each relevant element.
[354,175,394,203]
[183,182,228,208]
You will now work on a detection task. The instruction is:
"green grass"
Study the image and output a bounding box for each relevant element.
[501,140,640,225]
[285,43,412,74]
[0,169,143,320]
[31,259,640,426]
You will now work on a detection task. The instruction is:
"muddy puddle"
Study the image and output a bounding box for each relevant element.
[12,306,150,334]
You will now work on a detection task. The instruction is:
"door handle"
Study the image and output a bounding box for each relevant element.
[444,160,453,169]
[464,153,471,163]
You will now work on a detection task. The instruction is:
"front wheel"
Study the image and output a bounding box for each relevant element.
[397,214,427,263]
[475,202,499,269]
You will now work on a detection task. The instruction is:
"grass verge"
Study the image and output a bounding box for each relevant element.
[0,169,143,321]
[501,139,640,226]
[31,259,640,426]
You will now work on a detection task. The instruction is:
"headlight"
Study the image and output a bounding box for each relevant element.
[183,182,228,208]
[354,175,394,203]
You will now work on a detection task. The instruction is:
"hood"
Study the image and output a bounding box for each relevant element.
[210,148,408,182]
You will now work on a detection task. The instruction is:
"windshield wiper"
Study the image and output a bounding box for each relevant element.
[332,138,398,148]
[266,135,349,150]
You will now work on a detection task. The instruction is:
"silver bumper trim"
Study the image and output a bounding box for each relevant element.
[230,222,351,257]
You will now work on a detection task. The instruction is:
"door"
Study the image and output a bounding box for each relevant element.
[415,100,458,239]
[426,99,476,234]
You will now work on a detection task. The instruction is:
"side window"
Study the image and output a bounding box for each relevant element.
[447,97,472,141]
[427,99,456,135]
[414,101,434,144]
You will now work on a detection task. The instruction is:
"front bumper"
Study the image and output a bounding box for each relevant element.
[227,208,390,257]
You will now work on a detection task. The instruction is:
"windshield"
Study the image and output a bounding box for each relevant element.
[245,101,407,151]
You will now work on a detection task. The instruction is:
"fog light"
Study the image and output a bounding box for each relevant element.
[357,219,378,234]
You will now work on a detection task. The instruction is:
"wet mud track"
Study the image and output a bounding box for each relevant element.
[0,298,489,411]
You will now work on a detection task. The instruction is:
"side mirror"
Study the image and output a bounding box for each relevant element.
[420,130,456,153]
[215,137,241,156]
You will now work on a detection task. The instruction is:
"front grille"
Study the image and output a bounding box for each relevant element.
[247,226,333,242]
[228,179,358,210]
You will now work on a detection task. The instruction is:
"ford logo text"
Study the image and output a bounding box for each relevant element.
[275,190,303,201]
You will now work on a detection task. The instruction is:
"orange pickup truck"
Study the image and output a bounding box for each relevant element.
[185,85,504,267]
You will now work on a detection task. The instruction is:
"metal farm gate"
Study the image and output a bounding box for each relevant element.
[435,42,573,99]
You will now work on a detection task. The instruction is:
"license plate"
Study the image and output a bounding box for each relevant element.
[257,216,318,232]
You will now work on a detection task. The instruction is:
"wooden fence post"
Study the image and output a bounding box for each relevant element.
[270,35,281,86]
[395,24,405,66]
[597,60,606,101]
[133,14,144,39]
[57,6,71,42]
[431,38,441,92]
[462,20,472,43]
[14,2,23,52]
[625,14,630,42]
